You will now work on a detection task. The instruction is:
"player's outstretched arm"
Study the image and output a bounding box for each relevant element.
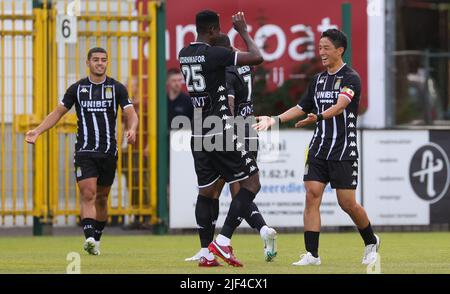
[232,12,264,66]
[123,106,138,145]
[253,106,305,131]
[295,96,350,128]
[25,104,69,144]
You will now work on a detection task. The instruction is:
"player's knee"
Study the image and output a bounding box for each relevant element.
[80,187,96,203]
[199,186,220,199]
[305,188,321,201]
[338,199,356,214]
[240,175,261,194]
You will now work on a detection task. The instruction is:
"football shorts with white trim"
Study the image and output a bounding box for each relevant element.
[303,156,358,190]
[191,136,259,187]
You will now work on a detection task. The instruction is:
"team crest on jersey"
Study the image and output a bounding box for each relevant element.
[334,78,342,90]
[105,86,113,99]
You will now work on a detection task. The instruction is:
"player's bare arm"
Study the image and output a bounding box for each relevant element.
[123,106,138,145]
[25,104,69,144]
[228,95,235,116]
[233,12,264,66]
[253,106,305,131]
[295,96,350,128]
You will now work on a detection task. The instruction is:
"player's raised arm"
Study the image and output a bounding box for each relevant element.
[232,12,264,66]
[25,104,69,144]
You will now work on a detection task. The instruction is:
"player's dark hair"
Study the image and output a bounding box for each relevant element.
[214,33,232,49]
[195,10,220,34]
[87,47,108,60]
[167,68,181,78]
[320,29,347,56]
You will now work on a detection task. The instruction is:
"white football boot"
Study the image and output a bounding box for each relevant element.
[262,227,278,262]
[83,237,100,255]
[292,252,321,266]
[184,249,203,261]
[362,234,380,265]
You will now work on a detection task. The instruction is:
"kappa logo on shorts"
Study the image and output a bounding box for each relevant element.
[76,167,82,178]
[304,164,309,175]
[245,158,252,165]
[249,165,256,172]
[234,171,245,178]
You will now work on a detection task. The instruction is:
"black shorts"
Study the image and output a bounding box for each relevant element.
[303,156,358,189]
[74,153,117,186]
[191,136,259,188]
[245,137,258,161]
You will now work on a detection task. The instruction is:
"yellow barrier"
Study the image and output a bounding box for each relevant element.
[0,0,158,226]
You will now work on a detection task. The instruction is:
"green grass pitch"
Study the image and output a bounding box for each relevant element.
[0,232,449,274]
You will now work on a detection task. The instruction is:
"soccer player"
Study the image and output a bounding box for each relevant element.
[179,10,264,267]
[25,47,138,255]
[254,29,380,265]
[185,33,277,264]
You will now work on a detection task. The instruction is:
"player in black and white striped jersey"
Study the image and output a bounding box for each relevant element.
[254,29,380,266]
[25,47,138,256]
[185,33,277,264]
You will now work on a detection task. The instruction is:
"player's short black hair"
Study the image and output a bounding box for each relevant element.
[167,68,181,78]
[320,29,347,55]
[87,47,108,60]
[195,10,220,34]
[214,33,232,49]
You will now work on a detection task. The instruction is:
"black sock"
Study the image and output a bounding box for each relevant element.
[210,198,219,242]
[94,220,107,242]
[195,195,214,248]
[220,188,255,239]
[304,231,320,258]
[245,202,266,232]
[358,223,377,246]
[81,218,95,239]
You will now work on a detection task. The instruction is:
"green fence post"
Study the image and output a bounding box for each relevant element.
[155,2,168,235]
[342,2,352,67]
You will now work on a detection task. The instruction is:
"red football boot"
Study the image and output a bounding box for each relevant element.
[198,256,222,267]
[208,241,243,267]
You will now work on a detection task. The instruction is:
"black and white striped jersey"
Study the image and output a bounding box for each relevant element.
[298,64,361,161]
[61,76,132,156]
[226,65,253,118]
[178,42,237,135]
[226,65,257,140]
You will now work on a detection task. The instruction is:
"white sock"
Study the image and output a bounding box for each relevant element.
[200,248,210,257]
[260,225,269,239]
[216,234,231,246]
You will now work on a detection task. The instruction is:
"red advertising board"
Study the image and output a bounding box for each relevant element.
[166,0,368,108]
